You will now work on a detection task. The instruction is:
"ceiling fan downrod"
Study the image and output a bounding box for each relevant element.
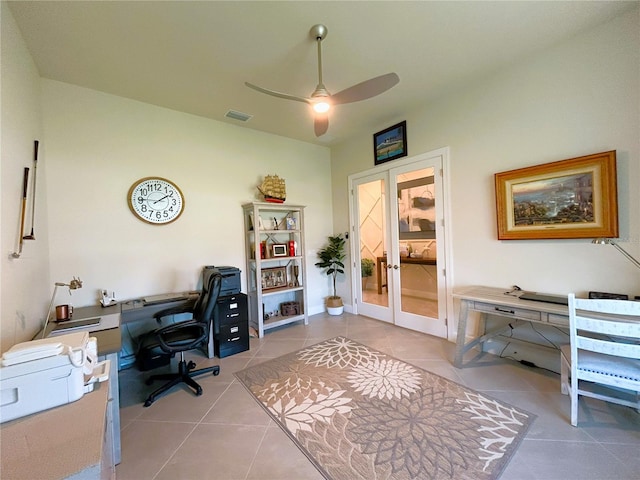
[310,24,330,109]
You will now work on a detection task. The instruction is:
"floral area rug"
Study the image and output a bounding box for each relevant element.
[235,337,535,480]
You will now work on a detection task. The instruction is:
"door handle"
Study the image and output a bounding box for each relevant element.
[393,264,399,269]
[387,264,393,269]
[494,307,515,315]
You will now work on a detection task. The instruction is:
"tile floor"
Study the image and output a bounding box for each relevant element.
[116,312,640,480]
[362,289,439,317]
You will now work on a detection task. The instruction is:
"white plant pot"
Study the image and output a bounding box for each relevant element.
[327,305,344,316]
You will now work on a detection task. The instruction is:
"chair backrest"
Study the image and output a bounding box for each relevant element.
[568,293,640,388]
[193,270,222,326]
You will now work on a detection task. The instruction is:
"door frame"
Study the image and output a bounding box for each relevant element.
[348,146,456,340]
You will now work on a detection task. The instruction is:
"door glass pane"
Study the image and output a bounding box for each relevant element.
[358,179,388,308]
[395,167,438,318]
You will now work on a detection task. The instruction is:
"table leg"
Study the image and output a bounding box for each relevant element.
[454,299,470,367]
[103,352,121,464]
[454,303,525,367]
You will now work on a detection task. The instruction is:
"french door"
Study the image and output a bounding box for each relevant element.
[350,151,449,337]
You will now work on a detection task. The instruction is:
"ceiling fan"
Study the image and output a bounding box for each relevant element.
[245,24,400,137]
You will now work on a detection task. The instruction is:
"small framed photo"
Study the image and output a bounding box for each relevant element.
[261,266,287,290]
[286,217,297,230]
[374,121,407,165]
[272,244,288,257]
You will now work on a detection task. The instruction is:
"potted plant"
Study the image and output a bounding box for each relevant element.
[361,258,374,290]
[315,234,346,315]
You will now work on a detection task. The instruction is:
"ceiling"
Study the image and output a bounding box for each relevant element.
[7,1,636,147]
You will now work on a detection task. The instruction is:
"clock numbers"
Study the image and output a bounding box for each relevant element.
[127,177,184,225]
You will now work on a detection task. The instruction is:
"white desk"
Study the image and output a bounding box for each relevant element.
[453,286,569,368]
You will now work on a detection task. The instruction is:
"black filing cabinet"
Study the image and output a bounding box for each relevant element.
[213,293,249,358]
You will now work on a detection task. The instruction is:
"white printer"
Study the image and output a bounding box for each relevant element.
[0,331,109,423]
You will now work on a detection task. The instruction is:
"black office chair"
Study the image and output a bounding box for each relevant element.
[137,271,222,407]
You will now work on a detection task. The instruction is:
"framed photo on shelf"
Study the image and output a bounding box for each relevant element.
[261,266,287,290]
[495,150,618,240]
[374,121,407,165]
[272,244,288,257]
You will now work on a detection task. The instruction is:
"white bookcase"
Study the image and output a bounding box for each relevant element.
[242,202,308,337]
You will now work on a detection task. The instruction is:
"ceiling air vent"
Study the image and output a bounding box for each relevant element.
[225,110,252,122]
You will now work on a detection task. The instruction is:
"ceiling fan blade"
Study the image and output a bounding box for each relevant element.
[314,113,329,137]
[245,82,311,105]
[331,72,400,105]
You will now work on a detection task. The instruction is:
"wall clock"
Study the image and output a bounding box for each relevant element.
[127,177,184,225]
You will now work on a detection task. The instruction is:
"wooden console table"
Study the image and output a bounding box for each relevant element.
[376,256,437,294]
[452,286,569,368]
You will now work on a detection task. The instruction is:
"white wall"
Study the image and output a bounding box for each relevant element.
[1,1,333,352]
[40,80,333,315]
[1,3,51,353]
[331,9,640,315]
[2,4,638,359]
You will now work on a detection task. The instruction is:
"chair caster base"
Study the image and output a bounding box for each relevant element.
[141,358,220,406]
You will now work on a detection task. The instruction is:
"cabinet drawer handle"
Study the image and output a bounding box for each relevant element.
[495,307,515,315]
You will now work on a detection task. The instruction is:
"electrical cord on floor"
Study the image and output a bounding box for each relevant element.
[494,320,563,375]
[498,351,560,375]
[529,322,561,349]
[498,341,513,358]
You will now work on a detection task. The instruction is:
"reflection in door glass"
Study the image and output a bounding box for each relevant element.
[358,180,389,308]
[396,168,438,318]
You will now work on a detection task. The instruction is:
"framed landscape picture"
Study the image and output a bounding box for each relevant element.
[374,121,407,165]
[495,151,618,240]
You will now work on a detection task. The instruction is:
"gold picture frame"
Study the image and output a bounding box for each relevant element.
[495,151,618,240]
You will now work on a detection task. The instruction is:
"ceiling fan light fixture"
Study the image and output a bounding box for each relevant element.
[313,101,330,113]
[244,23,399,137]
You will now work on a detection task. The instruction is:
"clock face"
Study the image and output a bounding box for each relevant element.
[127,177,184,225]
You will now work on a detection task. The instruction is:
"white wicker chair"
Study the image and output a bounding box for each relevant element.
[560,294,640,426]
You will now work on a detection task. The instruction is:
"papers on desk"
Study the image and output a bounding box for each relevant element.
[49,314,119,336]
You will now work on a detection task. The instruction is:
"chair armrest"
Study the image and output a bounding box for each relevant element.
[154,320,208,354]
[154,319,200,335]
[153,298,198,321]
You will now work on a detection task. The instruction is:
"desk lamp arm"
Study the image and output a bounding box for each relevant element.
[592,238,640,270]
[41,277,83,338]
